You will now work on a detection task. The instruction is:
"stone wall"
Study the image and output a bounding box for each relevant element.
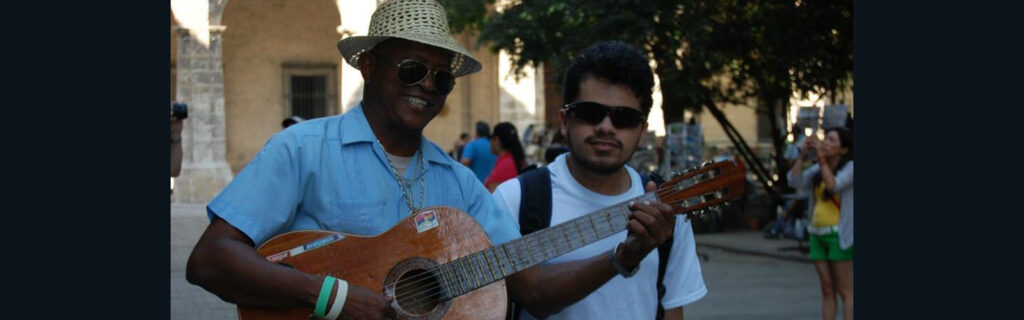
[171,22,233,204]
[170,0,544,202]
[220,0,342,174]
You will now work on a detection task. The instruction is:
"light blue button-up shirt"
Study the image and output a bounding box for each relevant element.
[207,103,520,247]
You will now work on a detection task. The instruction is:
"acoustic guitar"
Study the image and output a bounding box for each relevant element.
[238,160,744,320]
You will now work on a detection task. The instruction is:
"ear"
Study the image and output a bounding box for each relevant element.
[636,122,649,148]
[357,53,375,80]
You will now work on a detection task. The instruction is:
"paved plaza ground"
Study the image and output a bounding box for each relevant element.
[171,203,829,319]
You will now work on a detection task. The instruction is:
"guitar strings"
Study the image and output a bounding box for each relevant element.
[391,199,674,312]
[388,174,716,296]
[388,192,717,313]
[386,171,725,310]
[390,195,641,294]
[391,195,722,313]
[392,219,624,311]
[390,202,633,307]
[390,196,714,312]
[386,173,725,311]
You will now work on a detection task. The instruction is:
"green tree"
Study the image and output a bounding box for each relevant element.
[712,0,853,192]
[442,0,852,198]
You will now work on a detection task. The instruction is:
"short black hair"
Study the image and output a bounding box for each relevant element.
[563,41,655,116]
[476,121,490,137]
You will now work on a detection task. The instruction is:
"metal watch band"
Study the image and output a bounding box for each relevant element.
[609,243,639,278]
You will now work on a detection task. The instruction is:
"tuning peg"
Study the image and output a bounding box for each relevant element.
[670,171,682,178]
[723,201,731,206]
[701,160,715,167]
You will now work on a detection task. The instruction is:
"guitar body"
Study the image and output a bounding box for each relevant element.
[235,160,745,320]
[238,206,506,320]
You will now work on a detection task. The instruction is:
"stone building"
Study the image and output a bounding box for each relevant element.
[170,0,852,203]
[170,0,545,203]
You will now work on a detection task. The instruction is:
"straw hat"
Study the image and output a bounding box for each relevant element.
[336,0,481,77]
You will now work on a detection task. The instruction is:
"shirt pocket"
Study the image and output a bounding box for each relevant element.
[327,198,387,236]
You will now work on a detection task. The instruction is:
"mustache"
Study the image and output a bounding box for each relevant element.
[584,135,622,148]
[401,86,442,100]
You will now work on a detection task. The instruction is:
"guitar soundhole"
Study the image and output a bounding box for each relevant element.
[384,257,450,320]
[395,269,442,314]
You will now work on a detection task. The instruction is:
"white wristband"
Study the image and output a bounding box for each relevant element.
[324,278,349,319]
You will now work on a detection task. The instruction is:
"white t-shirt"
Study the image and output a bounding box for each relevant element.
[492,154,708,320]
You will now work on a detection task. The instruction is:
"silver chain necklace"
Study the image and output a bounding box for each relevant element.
[378,140,425,213]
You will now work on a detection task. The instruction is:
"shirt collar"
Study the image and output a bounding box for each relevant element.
[419,135,450,166]
[340,102,452,168]
[339,103,377,145]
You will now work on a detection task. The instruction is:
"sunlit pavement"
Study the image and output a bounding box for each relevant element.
[171,203,237,320]
[686,246,823,319]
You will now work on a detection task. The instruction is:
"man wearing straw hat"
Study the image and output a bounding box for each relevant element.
[186,0,676,319]
[187,0,518,318]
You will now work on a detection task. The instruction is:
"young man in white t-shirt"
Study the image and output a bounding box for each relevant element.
[495,41,707,320]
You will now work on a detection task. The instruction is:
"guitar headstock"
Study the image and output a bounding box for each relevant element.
[656,160,746,221]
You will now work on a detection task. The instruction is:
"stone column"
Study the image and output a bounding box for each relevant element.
[172,25,234,204]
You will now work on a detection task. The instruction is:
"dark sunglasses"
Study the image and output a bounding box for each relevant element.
[388,58,456,95]
[563,101,646,128]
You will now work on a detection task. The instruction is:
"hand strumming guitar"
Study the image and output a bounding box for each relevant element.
[616,180,677,271]
[340,284,396,320]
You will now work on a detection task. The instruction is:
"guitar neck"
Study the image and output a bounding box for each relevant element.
[437,192,660,299]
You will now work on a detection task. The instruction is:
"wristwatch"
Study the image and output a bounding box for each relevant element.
[609,243,639,278]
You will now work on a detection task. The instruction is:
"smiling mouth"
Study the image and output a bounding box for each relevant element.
[404,96,430,110]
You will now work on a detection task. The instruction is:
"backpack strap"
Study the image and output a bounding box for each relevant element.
[517,166,552,236]
[506,167,552,320]
[643,171,674,320]
[655,236,674,320]
[510,169,675,320]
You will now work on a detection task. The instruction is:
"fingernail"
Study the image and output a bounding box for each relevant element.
[644,201,651,205]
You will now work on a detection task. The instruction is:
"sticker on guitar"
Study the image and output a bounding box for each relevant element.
[415,209,439,233]
[266,233,344,263]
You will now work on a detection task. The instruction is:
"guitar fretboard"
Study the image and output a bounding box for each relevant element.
[435,192,660,300]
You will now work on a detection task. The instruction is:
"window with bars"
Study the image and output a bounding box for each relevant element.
[283,64,337,120]
[290,75,327,119]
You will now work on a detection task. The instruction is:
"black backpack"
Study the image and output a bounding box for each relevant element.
[507,167,673,320]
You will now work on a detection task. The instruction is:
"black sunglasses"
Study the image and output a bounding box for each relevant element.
[385,57,456,95]
[563,101,646,128]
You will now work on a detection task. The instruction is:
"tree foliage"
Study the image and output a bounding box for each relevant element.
[444,0,850,117]
[441,0,853,195]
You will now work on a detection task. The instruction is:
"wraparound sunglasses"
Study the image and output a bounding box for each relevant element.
[563,101,646,128]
